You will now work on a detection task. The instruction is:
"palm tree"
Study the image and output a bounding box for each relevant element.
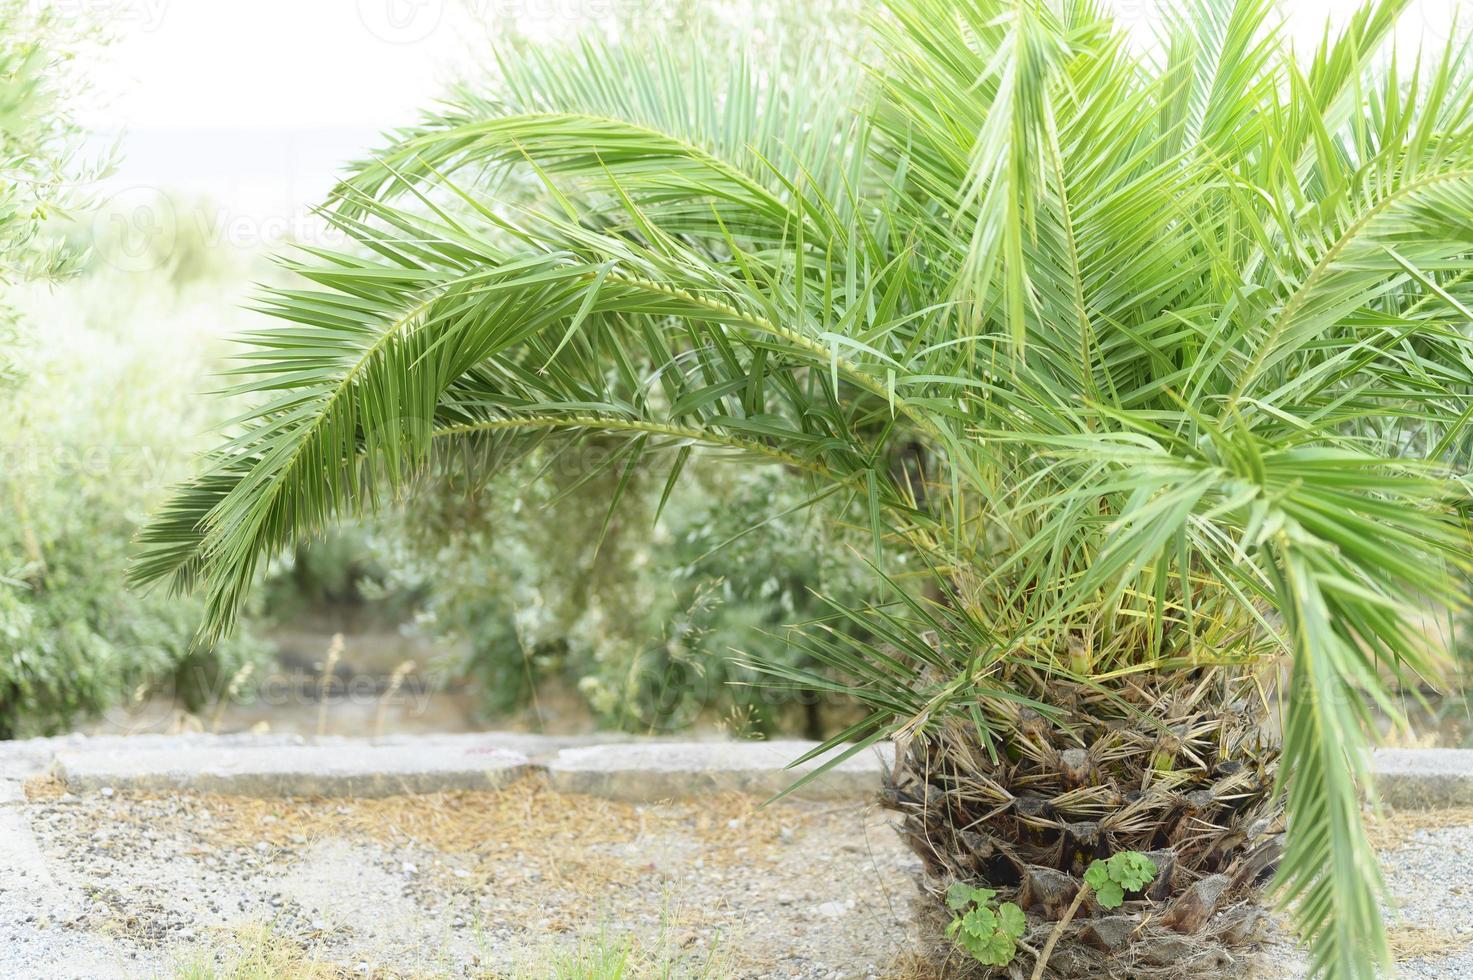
[134,0,1473,975]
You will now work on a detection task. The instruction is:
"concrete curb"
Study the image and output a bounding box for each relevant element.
[2,734,1466,808]
[1372,748,1473,809]
[55,743,532,798]
[546,739,895,801]
[4,732,894,803]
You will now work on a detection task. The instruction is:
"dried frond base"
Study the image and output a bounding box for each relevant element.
[886,668,1284,977]
[909,894,1277,979]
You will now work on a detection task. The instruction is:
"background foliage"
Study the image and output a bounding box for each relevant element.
[0,222,270,736]
[377,463,879,734]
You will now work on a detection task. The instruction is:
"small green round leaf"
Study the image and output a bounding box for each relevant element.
[998,901,1026,939]
[1095,880,1126,909]
[946,882,975,910]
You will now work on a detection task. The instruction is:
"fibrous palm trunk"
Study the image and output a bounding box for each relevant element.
[884,667,1283,977]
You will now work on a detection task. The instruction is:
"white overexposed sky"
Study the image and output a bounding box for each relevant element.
[62,0,1467,249]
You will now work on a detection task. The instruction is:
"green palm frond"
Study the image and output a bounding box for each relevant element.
[134,2,1473,976]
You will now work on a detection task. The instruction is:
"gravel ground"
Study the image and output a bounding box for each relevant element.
[4,778,922,979]
[1246,809,1473,980]
[1356,811,1473,976]
[4,777,1472,979]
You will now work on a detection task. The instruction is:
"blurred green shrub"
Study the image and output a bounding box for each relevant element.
[258,526,424,623]
[0,259,269,737]
[0,477,266,736]
[373,459,880,736]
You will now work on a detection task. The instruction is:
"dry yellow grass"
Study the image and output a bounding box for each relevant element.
[882,948,950,979]
[1387,924,1473,962]
[1365,807,1473,850]
[23,772,67,801]
[132,776,808,857]
[171,924,362,979]
[109,777,844,908]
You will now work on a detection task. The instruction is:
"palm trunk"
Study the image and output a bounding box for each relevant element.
[885,668,1283,977]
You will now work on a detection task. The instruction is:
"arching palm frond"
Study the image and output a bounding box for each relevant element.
[135,3,1473,976]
